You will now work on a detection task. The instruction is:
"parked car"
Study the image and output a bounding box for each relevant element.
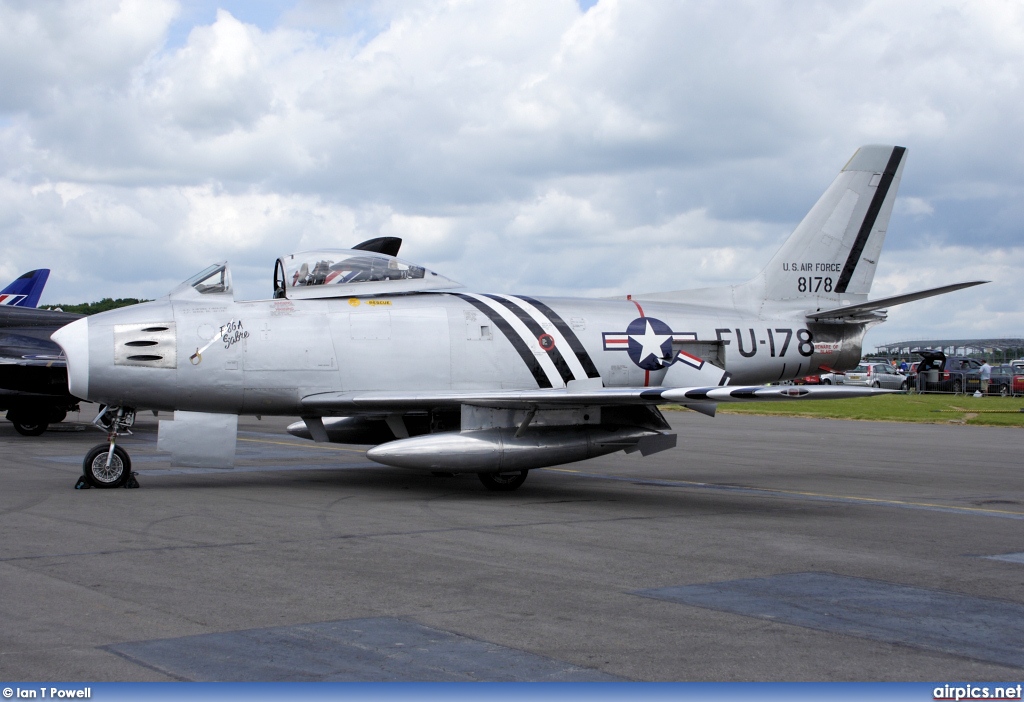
[988,365,1016,397]
[915,351,984,394]
[818,371,845,385]
[987,365,1024,397]
[843,362,908,390]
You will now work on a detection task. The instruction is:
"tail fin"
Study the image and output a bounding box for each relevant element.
[0,269,50,307]
[758,145,907,302]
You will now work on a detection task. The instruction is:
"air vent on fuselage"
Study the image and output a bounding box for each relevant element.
[114,322,177,369]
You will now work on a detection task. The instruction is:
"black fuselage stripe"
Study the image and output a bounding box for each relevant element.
[835,146,906,293]
[484,294,575,385]
[451,293,552,389]
[515,295,602,379]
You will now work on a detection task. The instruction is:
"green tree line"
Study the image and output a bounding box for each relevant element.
[42,298,150,315]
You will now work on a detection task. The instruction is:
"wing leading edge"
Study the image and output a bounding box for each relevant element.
[301,384,894,414]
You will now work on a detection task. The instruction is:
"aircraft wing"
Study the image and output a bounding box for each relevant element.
[301,384,893,414]
[805,281,988,321]
[0,356,66,367]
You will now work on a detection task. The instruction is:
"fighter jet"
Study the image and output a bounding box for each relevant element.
[52,146,985,490]
[0,306,85,435]
[0,270,86,435]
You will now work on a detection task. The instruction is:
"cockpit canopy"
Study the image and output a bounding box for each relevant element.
[274,249,461,300]
[167,262,234,300]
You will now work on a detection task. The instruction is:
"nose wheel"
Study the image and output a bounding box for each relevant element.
[77,407,139,489]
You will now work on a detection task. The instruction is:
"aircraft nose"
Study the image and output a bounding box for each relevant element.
[51,316,90,400]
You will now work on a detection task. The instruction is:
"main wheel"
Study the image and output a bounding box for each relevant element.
[9,412,48,436]
[478,470,528,492]
[83,444,132,488]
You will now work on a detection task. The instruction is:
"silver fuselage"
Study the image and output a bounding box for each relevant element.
[60,291,867,413]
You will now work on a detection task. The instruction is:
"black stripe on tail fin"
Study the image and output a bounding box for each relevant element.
[835,146,906,294]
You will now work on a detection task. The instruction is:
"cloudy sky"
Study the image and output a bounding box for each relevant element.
[1,0,1021,349]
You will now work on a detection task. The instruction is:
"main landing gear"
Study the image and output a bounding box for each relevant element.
[76,406,139,489]
[477,470,529,492]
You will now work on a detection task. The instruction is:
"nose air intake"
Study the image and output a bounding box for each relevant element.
[51,316,90,400]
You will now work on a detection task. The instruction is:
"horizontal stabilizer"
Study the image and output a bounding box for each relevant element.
[806,281,988,321]
[659,385,896,403]
[302,384,894,414]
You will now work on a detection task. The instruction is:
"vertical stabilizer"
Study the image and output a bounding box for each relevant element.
[757,145,907,303]
[0,269,50,307]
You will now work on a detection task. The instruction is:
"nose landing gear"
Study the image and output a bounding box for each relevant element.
[76,407,139,489]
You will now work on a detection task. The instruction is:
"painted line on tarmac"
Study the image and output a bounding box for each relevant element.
[544,468,1024,521]
[137,462,377,476]
[238,436,366,454]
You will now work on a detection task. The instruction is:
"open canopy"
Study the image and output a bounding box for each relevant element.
[274,249,460,300]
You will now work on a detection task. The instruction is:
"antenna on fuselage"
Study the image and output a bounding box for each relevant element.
[352,237,402,258]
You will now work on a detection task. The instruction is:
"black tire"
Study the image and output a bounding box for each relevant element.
[83,444,131,488]
[478,470,528,492]
[871,380,881,389]
[999,384,1009,397]
[46,407,68,424]
[953,379,963,394]
[10,413,48,436]
[900,380,908,391]
[822,378,832,385]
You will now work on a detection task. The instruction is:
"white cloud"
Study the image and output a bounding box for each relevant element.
[0,0,1021,346]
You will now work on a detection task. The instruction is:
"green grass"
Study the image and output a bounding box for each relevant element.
[665,393,1024,427]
